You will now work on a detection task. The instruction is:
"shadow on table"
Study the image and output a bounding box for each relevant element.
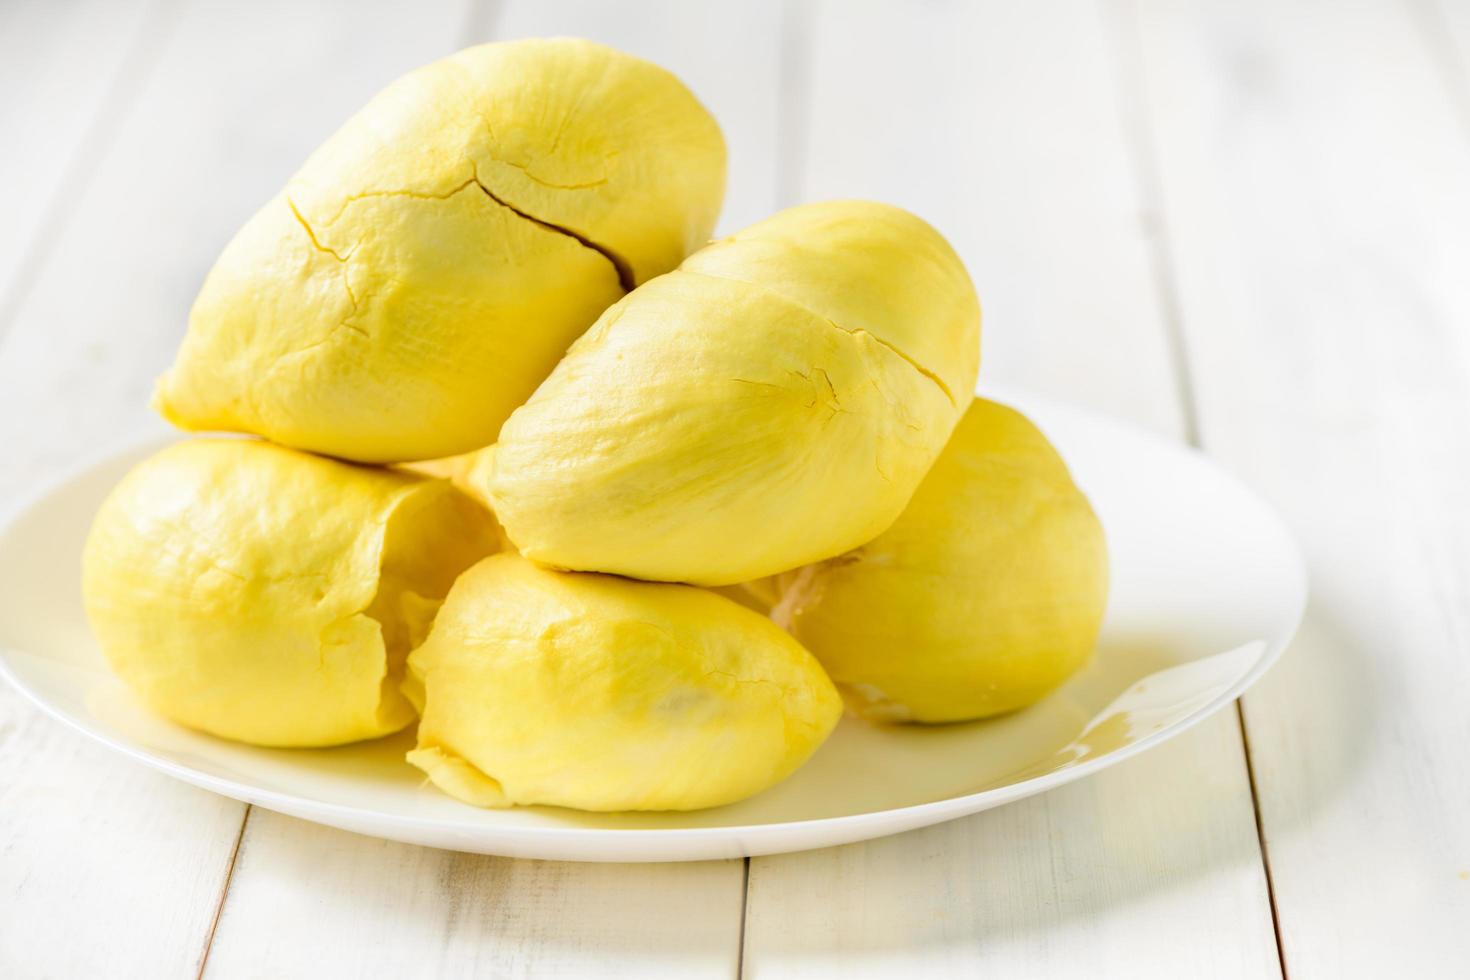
[736,600,1376,958]
[216,602,1374,972]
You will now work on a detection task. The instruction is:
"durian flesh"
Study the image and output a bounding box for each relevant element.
[155,38,726,463]
[482,199,981,586]
[405,554,843,811]
[772,398,1108,723]
[82,439,499,746]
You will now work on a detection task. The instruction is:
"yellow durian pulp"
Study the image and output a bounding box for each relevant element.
[82,439,499,746]
[405,554,843,811]
[155,38,726,463]
[771,398,1108,723]
[481,199,981,586]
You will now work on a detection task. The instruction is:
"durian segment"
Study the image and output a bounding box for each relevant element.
[156,38,726,463]
[82,439,498,746]
[682,199,979,402]
[406,554,843,812]
[774,398,1109,723]
[448,38,726,283]
[158,190,620,465]
[484,200,981,586]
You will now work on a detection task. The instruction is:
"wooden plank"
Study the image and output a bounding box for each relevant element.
[742,2,1281,976]
[0,0,161,323]
[1126,0,1470,975]
[204,812,744,979]
[0,684,247,978]
[0,1,475,976]
[199,3,775,976]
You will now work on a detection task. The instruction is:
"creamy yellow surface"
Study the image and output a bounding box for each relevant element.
[82,439,498,746]
[772,398,1108,723]
[406,554,843,811]
[482,200,981,585]
[156,38,726,463]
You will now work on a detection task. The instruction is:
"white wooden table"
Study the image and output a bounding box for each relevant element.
[2,1,1468,976]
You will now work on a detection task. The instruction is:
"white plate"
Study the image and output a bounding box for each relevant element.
[0,387,1306,862]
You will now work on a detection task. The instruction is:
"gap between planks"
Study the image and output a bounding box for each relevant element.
[774,0,813,211]
[460,0,503,49]
[1103,0,1202,449]
[736,856,752,977]
[1103,0,1286,974]
[1234,702,1289,979]
[195,806,253,980]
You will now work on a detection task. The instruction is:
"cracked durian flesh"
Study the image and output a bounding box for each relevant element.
[81,439,499,746]
[481,199,981,586]
[404,554,842,811]
[772,398,1108,723]
[155,38,726,463]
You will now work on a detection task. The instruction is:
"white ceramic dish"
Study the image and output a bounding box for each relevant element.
[0,387,1306,862]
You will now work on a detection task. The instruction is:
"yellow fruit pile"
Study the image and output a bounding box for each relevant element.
[82,39,1107,813]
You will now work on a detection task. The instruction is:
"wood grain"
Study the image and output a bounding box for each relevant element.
[1127,0,1470,974]
[741,2,1280,976]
